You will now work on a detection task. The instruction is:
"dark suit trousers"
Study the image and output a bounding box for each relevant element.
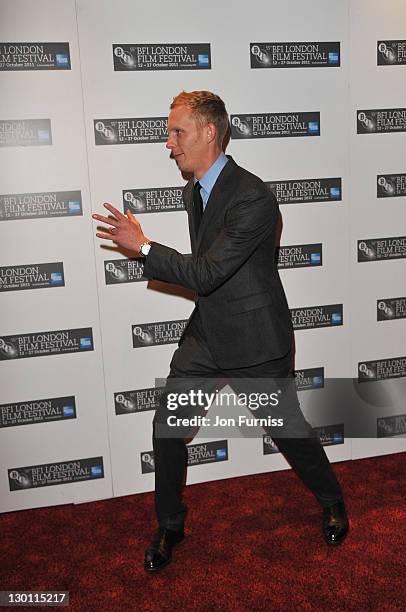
[153,308,344,528]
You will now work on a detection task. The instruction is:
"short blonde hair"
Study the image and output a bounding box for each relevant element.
[170,90,230,148]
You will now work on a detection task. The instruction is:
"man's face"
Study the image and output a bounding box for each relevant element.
[166,105,210,177]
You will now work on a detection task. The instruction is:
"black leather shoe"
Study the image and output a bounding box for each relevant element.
[144,527,184,572]
[322,501,349,545]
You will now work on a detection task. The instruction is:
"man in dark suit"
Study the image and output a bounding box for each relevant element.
[93,90,349,573]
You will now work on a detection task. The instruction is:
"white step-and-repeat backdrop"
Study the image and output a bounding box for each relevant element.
[1,0,405,513]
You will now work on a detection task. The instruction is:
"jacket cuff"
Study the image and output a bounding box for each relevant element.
[142,241,170,278]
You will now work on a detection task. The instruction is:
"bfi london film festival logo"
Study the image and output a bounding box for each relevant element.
[377,40,406,65]
[230,112,320,140]
[104,258,145,284]
[0,191,82,221]
[122,186,185,214]
[0,119,51,147]
[377,414,406,438]
[294,367,325,391]
[0,396,76,428]
[377,297,406,322]
[262,435,280,454]
[290,304,343,330]
[114,386,164,415]
[132,319,188,348]
[0,42,70,70]
[112,43,211,71]
[250,41,340,68]
[277,244,322,269]
[8,457,104,491]
[0,262,64,292]
[357,108,406,134]
[358,356,406,382]
[358,236,406,262]
[141,440,228,474]
[377,174,406,199]
[0,328,93,361]
[94,117,167,145]
[267,177,341,205]
[315,424,344,446]
[263,424,343,454]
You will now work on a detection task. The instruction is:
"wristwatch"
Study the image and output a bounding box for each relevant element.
[140,241,151,257]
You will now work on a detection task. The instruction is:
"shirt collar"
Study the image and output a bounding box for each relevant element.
[195,152,229,197]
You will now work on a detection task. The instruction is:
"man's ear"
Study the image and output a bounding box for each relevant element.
[206,122,217,144]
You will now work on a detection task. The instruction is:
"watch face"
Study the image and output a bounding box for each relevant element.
[141,243,151,256]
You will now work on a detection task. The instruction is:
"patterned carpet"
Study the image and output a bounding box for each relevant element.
[1,451,405,611]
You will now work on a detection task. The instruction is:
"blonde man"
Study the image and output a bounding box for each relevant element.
[94,91,348,572]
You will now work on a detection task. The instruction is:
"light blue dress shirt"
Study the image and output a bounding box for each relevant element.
[194,152,229,210]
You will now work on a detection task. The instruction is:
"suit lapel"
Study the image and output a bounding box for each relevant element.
[195,157,237,253]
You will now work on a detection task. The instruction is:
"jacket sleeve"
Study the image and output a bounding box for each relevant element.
[143,188,278,296]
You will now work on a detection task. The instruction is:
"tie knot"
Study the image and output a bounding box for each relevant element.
[194,181,201,192]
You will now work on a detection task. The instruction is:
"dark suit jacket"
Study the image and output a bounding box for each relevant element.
[143,156,292,369]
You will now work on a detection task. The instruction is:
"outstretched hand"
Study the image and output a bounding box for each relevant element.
[93,203,149,254]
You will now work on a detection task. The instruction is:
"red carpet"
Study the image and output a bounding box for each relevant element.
[2,452,405,611]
